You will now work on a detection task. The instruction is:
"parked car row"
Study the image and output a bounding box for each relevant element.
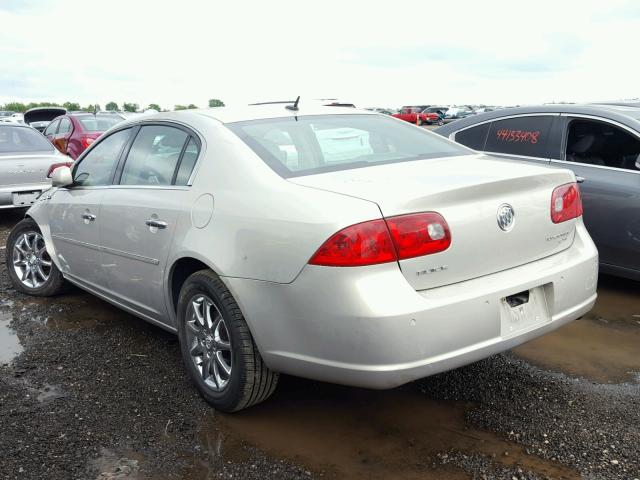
[6,100,599,413]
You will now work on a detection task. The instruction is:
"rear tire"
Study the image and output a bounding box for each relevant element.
[177,270,278,412]
[6,218,67,297]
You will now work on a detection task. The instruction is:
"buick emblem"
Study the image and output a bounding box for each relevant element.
[497,204,515,232]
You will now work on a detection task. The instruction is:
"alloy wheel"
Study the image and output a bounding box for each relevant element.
[12,232,52,289]
[185,294,233,391]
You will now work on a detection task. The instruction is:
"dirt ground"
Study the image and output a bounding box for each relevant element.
[1,208,638,480]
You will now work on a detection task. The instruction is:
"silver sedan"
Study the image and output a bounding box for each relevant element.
[6,103,598,411]
[0,123,67,210]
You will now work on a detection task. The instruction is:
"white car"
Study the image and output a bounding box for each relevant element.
[7,103,598,411]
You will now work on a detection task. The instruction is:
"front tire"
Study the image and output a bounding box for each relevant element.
[177,270,278,412]
[6,218,66,296]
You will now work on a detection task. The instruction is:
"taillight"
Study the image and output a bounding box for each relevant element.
[308,212,451,267]
[551,182,583,223]
[81,136,95,149]
[386,212,451,259]
[47,162,73,178]
[308,219,396,267]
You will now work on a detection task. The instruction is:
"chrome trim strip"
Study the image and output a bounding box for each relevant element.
[550,159,640,175]
[52,234,160,265]
[101,245,159,265]
[482,151,551,162]
[52,234,101,252]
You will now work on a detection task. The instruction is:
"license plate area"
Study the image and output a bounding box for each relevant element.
[12,191,40,207]
[500,285,550,337]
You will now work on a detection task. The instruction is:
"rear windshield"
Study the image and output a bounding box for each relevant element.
[0,127,53,153]
[227,114,470,177]
[77,115,122,132]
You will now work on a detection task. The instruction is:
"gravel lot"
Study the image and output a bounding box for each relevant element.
[1,209,639,480]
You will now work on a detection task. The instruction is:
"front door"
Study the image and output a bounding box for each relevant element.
[48,127,133,289]
[53,117,73,156]
[98,124,199,321]
[553,116,640,275]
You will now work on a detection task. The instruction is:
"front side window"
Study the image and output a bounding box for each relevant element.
[120,125,188,186]
[0,127,55,153]
[565,119,640,171]
[484,115,554,157]
[73,128,131,186]
[58,117,72,135]
[227,114,469,177]
[43,120,59,136]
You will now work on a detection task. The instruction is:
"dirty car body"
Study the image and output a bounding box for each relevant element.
[0,124,65,209]
[15,105,598,409]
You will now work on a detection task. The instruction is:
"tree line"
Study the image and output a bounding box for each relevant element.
[1,98,225,113]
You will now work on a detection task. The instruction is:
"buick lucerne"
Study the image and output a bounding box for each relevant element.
[6,103,598,411]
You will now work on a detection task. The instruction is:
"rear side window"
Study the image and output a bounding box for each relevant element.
[58,117,72,135]
[174,137,200,185]
[227,114,469,177]
[484,116,554,157]
[120,125,189,186]
[454,123,491,150]
[0,127,54,153]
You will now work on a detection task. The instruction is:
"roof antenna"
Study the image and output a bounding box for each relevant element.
[286,96,300,111]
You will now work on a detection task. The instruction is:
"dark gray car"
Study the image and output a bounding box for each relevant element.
[435,104,640,281]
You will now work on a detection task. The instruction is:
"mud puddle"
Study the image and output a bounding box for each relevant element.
[187,378,578,480]
[513,275,640,383]
[0,301,22,365]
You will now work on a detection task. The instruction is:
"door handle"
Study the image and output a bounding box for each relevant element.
[145,219,168,229]
[81,212,96,221]
[576,176,585,183]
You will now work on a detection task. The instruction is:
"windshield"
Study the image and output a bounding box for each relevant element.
[77,115,122,132]
[0,126,54,153]
[227,114,470,177]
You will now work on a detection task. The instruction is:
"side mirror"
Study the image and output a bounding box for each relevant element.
[51,166,73,188]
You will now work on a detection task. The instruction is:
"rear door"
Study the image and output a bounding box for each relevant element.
[98,123,200,321]
[551,115,640,275]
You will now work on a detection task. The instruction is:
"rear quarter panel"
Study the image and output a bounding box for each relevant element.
[165,121,382,285]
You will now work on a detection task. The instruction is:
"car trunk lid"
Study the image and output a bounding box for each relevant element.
[290,154,579,290]
[0,152,59,187]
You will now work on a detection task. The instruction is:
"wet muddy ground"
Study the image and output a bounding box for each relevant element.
[0,209,639,480]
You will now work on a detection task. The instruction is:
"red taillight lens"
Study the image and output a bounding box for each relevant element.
[386,212,451,259]
[551,182,583,223]
[308,212,452,267]
[81,136,95,149]
[308,219,396,267]
[46,162,73,178]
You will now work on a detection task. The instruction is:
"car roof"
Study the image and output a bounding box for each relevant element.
[435,103,640,136]
[112,103,378,126]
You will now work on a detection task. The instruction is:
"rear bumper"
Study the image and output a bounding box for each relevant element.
[0,183,50,209]
[225,221,598,389]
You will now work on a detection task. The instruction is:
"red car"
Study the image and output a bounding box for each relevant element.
[393,105,444,126]
[42,113,124,159]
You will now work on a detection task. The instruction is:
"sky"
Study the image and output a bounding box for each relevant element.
[0,0,639,110]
